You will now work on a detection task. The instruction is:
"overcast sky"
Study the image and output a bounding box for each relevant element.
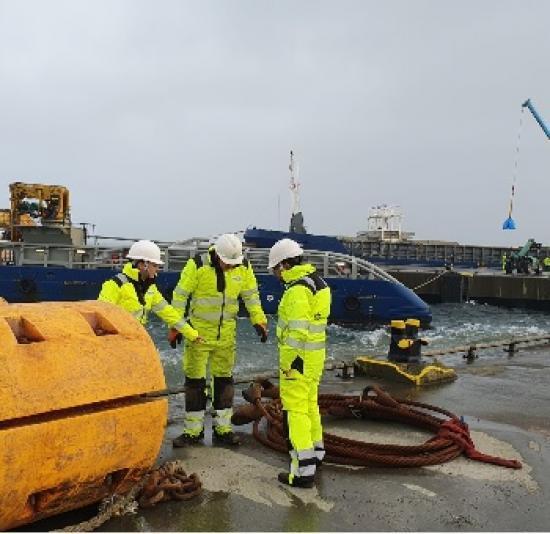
[1,0,549,247]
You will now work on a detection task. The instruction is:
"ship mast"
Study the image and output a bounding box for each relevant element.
[288,150,306,234]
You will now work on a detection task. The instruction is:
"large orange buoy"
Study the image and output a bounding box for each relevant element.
[0,300,167,530]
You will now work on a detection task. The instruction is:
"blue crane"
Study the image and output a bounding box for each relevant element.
[522,99,550,139]
[503,99,549,230]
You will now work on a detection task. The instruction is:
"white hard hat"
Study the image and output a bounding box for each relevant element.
[268,238,304,269]
[215,233,243,265]
[127,240,164,265]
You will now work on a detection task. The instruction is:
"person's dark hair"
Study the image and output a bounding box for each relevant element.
[282,255,302,268]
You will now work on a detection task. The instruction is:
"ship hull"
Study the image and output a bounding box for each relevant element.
[0,265,432,327]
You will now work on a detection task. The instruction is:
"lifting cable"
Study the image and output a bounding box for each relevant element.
[248,383,521,470]
[503,107,524,230]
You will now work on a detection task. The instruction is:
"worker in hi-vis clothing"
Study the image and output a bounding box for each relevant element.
[268,238,331,488]
[171,233,267,447]
[98,240,202,345]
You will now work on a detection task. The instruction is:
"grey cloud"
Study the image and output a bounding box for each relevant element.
[1,0,549,246]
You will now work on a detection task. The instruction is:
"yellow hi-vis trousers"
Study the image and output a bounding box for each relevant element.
[182,338,236,436]
[280,358,325,483]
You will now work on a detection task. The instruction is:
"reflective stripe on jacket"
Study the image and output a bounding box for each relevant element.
[277,264,331,376]
[172,247,266,344]
[98,262,198,341]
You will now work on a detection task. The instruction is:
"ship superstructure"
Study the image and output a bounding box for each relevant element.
[356,205,415,243]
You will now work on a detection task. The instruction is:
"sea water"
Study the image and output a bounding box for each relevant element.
[146,302,550,389]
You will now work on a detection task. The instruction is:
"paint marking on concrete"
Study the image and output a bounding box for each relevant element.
[528,440,541,452]
[402,484,437,498]
[182,446,334,512]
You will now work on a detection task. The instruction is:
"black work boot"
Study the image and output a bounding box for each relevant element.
[277,472,314,489]
[172,431,204,448]
[213,431,241,447]
[315,450,325,468]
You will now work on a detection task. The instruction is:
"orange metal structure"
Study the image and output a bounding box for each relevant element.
[0,208,10,229]
[5,182,71,241]
[0,300,167,530]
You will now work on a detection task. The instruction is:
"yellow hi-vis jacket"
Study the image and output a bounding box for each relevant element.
[98,262,198,341]
[277,264,331,379]
[172,248,266,344]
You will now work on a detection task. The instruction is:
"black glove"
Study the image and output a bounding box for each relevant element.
[253,323,268,343]
[168,328,183,349]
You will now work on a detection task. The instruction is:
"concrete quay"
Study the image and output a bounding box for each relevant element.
[24,344,550,532]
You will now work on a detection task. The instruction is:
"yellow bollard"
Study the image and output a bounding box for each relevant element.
[387,319,410,362]
[0,300,167,530]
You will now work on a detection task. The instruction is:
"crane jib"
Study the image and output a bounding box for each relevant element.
[522,99,550,139]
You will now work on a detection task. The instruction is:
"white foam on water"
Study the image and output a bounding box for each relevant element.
[359,327,388,348]
[151,303,550,381]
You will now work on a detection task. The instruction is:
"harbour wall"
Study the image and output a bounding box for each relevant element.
[389,268,550,309]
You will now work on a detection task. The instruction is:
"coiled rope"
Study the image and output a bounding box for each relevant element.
[250,384,521,469]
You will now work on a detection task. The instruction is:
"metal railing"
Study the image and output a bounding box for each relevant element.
[0,241,131,269]
[0,240,402,284]
[165,245,402,283]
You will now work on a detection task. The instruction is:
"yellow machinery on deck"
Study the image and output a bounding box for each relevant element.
[2,182,71,241]
[0,209,10,230]
[0,300,167,530]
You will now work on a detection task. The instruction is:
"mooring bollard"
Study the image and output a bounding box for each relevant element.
[388,320,409,363]
[405,318,424,363]
[388,318,428,364]
[463,345,478,362]
[337,361,355,380]
[504,342,517,356]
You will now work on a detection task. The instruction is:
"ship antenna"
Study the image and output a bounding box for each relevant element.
[289,150,300,215]
[288,150,306,233]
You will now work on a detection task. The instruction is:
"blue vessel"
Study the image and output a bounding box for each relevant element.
[0,179,431,326]
[0,247,432,326]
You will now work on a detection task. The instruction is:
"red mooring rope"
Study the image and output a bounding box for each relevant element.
[248,384,521,469]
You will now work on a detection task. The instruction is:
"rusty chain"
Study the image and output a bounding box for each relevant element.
[55,460,201,533]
